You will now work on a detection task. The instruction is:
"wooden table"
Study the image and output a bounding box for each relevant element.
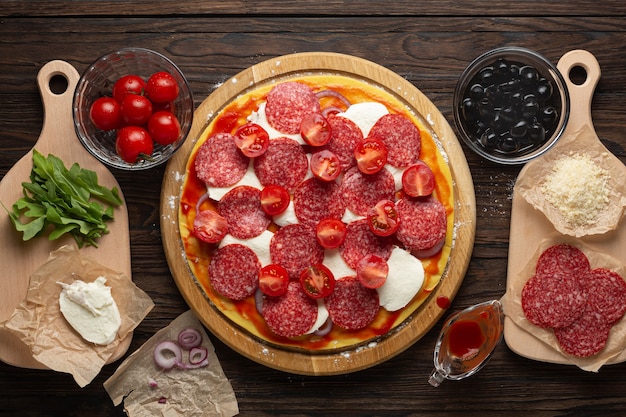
[2,1,626,415]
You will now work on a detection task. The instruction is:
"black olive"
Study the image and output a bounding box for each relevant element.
[479,66,495,85]
[510,120,528,139]
[536,78,553,100]
[527,122,546,144]
[479,128,498,149]
[541,106,558,126]
[495,59,510,76]
[522,96,539,119]
[501,106,517,126]
[469,83,485,100]
[478,97,493,118]
[498,135,520,153]
[520,65,539,83]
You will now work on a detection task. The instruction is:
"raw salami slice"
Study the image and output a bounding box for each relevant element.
[340,166,395,216]
[194,132,248,187]
[262,281,318,338]
[396,195,447,253]
[521,273,587,329]
[209,244,260,300]
[536,244,590,279]
[270,223,325,279]
[367,113,421,167]
[554,309,611,357]
[293,178,344,227]
[253,137,308,191]
[265,82,321,134]
[217,186,270,239]
[581,268,626,325]
[339,219,393,270]
[326,114,364,170]
[325,275,379,330]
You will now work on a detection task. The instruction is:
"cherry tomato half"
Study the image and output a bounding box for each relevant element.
[89,97,121,131]
[300,112,332,146]
[112,74,146,103]
[401,160,435,197]
[148,110,181,146]
[356,254,389,289]
[260,184,290,216]
[367,199,400,237]
[354,137,388,174]
[115,126,154,163]
[145,71,179,104]
[300,264,336,299]
[310,149,341,182]
[193,209,228,244]
[315,218,347,249]
[259,264,290,297]
[233,122,270,158]
[120,94,153,126]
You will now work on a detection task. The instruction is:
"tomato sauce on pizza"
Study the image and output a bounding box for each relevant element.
[178,74,455,351]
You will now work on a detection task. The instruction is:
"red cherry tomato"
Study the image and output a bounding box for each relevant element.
[367,199,400,237]
[300,264,336,299]
[356,254,389,289]
[260,185,290,216]
[315,218,347,249]
[120,94,153,126]
[310,149,341,182]
[300,112,332,146]
[112,74,146,103]
[147,110,181,146]
[89,97,121,131]
[193,209,228,243]
[259,264,290,297]
[145,71,179,104]
[401,161,436,197]
[233,122,270,157]
[354,137,388,174]
[115,126,154,163]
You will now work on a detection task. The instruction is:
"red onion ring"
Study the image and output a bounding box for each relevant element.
[316,90,351,108]
[321,106,343,118]
[195,192,211,213]
[189,346,209,365]
[314,318,333,337]
[254,288,264,315]
[153,341,183,370]
[178,328,202,350]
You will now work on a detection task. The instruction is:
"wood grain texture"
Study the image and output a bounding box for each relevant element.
[2,2,626,416]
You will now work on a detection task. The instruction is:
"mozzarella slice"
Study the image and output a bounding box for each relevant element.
[323,249,355,280]
[337,101,389,137]
[377,247,425,312]
[219,229,274,266]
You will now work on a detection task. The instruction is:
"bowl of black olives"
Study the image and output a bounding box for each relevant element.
[454,47,570,164]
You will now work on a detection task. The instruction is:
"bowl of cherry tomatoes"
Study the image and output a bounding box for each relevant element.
[72,47,194,170]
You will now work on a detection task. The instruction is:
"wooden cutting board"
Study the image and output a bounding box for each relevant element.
[0,61,132,368]
[505,50,626,364]
[160,52,476,375]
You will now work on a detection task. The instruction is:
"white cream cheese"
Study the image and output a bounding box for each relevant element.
[58,277,121,345]
[377,246,425,312]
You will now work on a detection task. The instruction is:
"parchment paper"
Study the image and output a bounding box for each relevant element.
[1,244,154,387]
[516,125,626,237]
[104,310,239,417]
[501,236,626,372]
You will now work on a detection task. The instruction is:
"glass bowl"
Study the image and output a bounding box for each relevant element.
[73,48,194,170]
[453,47,570,165]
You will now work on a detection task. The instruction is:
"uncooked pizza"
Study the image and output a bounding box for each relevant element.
[178,74,455,351]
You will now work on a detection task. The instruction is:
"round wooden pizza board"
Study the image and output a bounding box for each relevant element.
[505,50,626,364]
[0,61,132,368]
[160,52,476,375]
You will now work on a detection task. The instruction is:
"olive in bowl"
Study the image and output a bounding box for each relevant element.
[73,48,194,170]
[453,47,570,165]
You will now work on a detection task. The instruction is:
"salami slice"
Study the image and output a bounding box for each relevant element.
[326,114,364,170]
[521,273,587,329]
[581,268,626,325]
[262,281,318,338]
[536,244,590,279]
[270,223,325,279]
[293,178,344,228]
[396,195,447,253]
[340,219,393,270]
[194,132,248,187]
[217,186,270,239]
[253,137,309,191]
[209,244,260,300]
[264,82,321,134]
[367,113,421,167]
[325,275,379,330]
[554,309,610,357]
[340,166,395,216]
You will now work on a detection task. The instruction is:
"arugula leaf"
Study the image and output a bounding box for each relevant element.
[3,150,124,248]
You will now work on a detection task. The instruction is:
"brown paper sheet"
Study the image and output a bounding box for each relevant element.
[1,244,154,386]
[104,310,239,417]
[501,236,626,372]
[516,125,626,237]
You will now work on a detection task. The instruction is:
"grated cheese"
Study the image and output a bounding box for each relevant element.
[541,153,610,228]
